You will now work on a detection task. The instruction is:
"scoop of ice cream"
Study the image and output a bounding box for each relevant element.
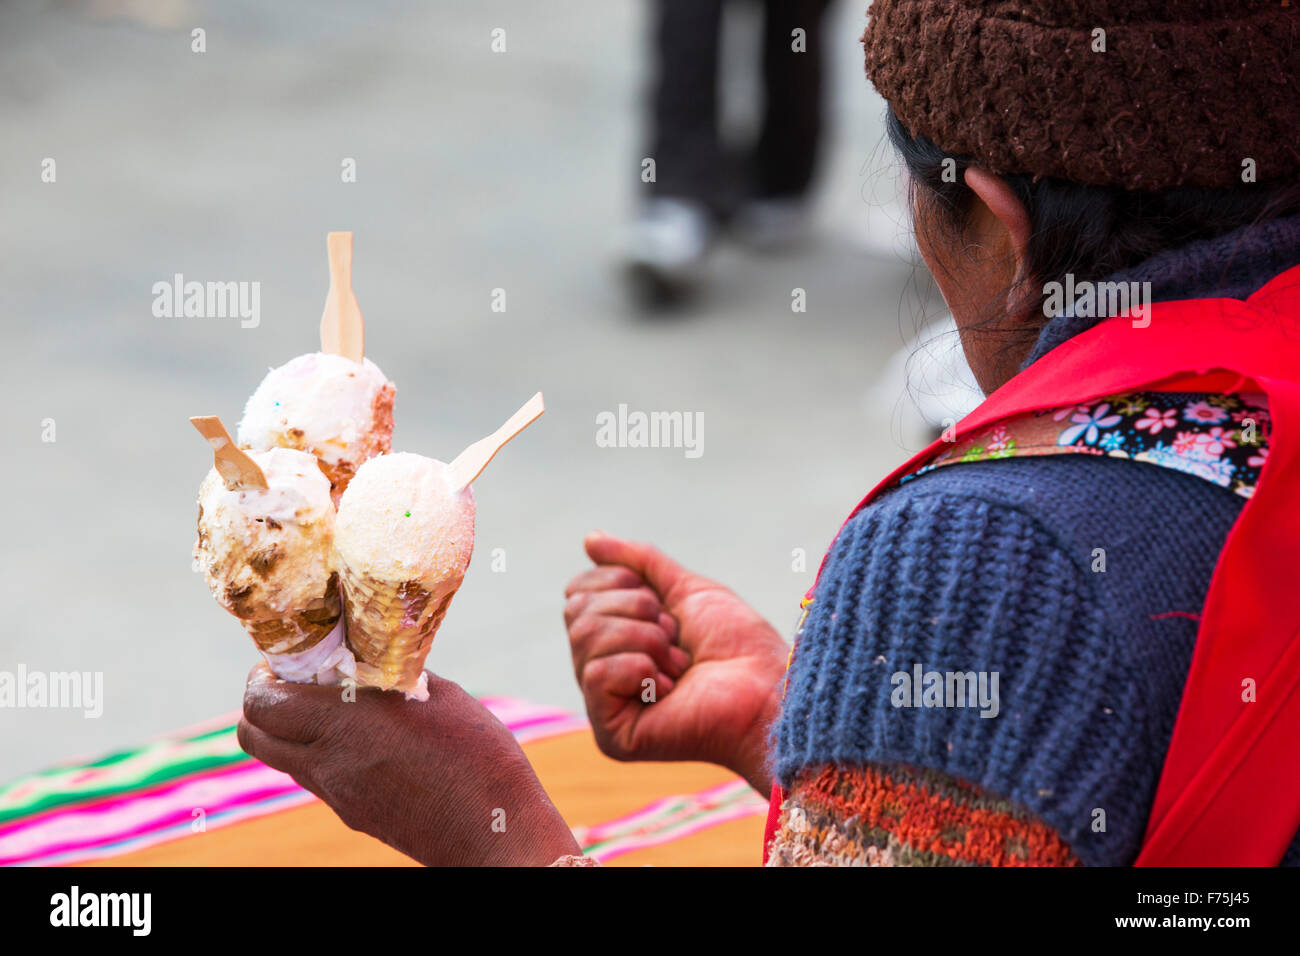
[194,447,337,621]
[238,352,395,489]
[334,452,475,589]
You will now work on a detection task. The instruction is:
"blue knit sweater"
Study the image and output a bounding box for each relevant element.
[773,216,1300,866]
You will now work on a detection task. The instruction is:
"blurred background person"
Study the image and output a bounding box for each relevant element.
[624,0,835,306]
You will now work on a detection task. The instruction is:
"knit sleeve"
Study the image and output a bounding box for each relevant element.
[772,469,1169,866]
[766,762,1080,866]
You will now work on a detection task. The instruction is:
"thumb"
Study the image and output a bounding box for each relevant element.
[584,531,692,603]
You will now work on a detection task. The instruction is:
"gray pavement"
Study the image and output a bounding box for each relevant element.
[0,0,946,778]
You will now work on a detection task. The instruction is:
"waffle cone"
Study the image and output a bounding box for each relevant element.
[242,572,342,656]
[339,559,459,692]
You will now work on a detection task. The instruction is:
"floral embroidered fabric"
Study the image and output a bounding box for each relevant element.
[904,391,1271,500]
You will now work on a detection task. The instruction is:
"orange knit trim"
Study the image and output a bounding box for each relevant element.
[794,764,1080,867]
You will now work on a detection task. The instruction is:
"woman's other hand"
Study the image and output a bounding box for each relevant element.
[565,531,788,794]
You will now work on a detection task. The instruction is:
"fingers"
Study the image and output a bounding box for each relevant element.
[583,531,691,603]
[581,652,675,709]
[561,590,681,642]
[564,564,645,597]
[241,664,348,744]
[236,717,314,787]
[567,581,690,676]
[564,587,661,628]
[577,617,690,679]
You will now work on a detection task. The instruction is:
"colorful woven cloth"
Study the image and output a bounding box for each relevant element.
[573,780,766,862]
[0,698,765,866]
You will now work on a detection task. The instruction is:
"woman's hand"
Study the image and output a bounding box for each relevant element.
[237,664,581,866]
[565,531,789,794]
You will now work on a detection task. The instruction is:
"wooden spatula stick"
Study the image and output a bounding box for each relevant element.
[319,231,365,362]
[189,415,268,490]
[449,392,545,491]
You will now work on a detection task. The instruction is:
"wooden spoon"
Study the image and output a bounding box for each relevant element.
[189,415,268,489]
[319,231,365,362]
[449,392,545,491]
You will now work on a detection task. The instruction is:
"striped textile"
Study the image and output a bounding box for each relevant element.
[573,780,768,862]
[0,698,767,866]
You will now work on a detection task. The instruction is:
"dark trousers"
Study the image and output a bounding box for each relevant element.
[646,0,833,216]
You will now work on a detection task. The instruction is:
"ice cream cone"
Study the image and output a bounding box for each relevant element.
[334,452,475,698]
[338,563,459,692]
[241,572,343,656]
[194,446,353,683]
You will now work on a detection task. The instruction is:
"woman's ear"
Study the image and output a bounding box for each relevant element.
[963,166,1033,272]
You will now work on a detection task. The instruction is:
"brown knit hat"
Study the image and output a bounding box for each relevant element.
[863,0,1300,190]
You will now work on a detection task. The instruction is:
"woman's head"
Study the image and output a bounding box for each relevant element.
[861,0,1300,393]
[890,109,1300,393]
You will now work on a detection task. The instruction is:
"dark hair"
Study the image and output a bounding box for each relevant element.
[888,106,1300,322]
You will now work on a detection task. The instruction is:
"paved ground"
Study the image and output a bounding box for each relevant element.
[0,0,956,778]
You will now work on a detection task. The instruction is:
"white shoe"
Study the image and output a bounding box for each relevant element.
[622,198,715,306]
